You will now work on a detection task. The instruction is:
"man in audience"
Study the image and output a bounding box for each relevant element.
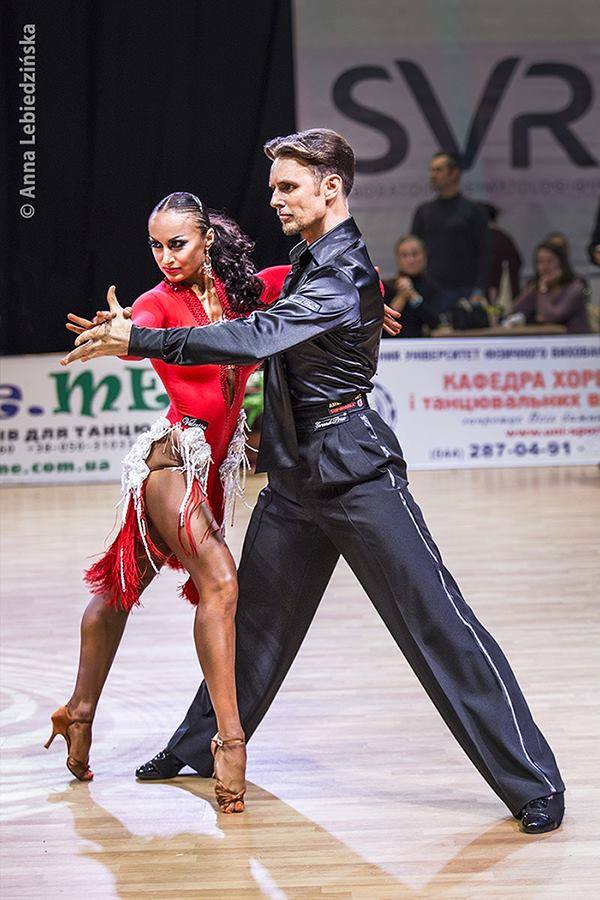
[411,152,489,313]
[382,235,440,338]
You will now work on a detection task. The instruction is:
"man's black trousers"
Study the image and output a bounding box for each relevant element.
[166,407,564,815]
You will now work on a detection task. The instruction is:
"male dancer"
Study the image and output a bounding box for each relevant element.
[62,129,564,833]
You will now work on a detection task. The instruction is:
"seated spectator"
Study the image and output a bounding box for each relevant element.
[485,203,522,298]
[512,242,590,334]
[382,235,440,338]
[586,201,600,266]
[545,228,591,294]
[586,203,600,332]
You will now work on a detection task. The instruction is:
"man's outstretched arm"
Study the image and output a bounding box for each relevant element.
[131,270,357,365]
[61,270,369,367]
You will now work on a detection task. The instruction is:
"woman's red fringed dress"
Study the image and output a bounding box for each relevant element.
[84,267,289,611]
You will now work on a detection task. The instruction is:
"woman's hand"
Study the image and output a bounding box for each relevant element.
[383,304,402,336]
[388,276,414,317]
[65,312,95,335]
[394,275,414,298]
[61,286,133,365]
[65,306,133,335]
[373,264,402,336]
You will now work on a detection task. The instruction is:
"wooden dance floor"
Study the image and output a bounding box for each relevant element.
[1,466,599,898]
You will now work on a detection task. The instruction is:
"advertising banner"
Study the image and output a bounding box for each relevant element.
[294,1,600,276]
[372,336,600,468]
[0,355,168,484]
[2,337,599,485]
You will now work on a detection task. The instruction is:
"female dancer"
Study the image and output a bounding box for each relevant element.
[45,192,289,813]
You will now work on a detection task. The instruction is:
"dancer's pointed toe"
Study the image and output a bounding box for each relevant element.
[519,792,564,834]
[135,749,184,780]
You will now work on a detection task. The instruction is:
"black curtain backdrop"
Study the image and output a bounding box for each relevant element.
[0,1,296,354]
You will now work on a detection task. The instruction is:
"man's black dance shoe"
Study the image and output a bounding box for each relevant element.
[518,792,564,833]
[135,749,184,780]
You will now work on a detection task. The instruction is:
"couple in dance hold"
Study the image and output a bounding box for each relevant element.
[51,128,564,832]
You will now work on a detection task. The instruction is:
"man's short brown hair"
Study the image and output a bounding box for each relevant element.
[264,128,355,196]
[432,150,461,172]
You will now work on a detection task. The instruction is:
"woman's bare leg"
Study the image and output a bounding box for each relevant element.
[65,538,166,768]
[144,466,245,810]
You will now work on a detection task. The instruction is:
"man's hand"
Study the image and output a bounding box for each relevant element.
[60,286,133,366]
[383,303,402,336]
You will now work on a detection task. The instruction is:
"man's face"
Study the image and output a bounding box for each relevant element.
[428,156,459,194]
[269,157,327,237]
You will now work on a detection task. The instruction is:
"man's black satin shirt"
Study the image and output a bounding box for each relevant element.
[129,217,384,472]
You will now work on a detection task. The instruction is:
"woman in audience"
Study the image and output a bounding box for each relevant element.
[382,235,440,338]
[544,231,570,258]
[513,241,590,334]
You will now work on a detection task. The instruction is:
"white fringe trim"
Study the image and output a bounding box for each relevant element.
[117,418,212,581]
[116,411,250,576]
[218,409,251,535]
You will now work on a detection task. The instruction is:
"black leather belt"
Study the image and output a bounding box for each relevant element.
[295,393,369,432]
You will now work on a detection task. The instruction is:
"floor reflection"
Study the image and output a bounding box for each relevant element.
[48,778,528,898]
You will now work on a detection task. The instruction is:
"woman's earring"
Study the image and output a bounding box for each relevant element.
[203,248,213,279]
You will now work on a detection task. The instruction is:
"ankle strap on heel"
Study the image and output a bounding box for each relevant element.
[212,733,245,748]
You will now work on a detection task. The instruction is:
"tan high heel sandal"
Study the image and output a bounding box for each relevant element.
[44,706,94,782]
[210,733,246,813]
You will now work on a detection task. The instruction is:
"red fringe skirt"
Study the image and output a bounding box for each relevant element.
[84,413,248,611]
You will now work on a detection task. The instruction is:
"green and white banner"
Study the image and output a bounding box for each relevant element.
[2,337,599,484]
[0,355,168,483]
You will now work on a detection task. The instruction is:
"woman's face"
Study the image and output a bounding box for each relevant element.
[396,239,426,277]
[148,209,213,284]
[536,248,561,281]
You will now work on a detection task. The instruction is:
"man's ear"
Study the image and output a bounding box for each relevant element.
[322,173,343,202]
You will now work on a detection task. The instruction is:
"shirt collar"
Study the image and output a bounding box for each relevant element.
[288,216,361,270]
[288,238,309,271]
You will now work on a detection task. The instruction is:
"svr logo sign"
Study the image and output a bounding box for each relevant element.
[333,58,598,172]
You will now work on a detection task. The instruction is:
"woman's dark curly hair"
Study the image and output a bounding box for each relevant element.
[150,192,264,312]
